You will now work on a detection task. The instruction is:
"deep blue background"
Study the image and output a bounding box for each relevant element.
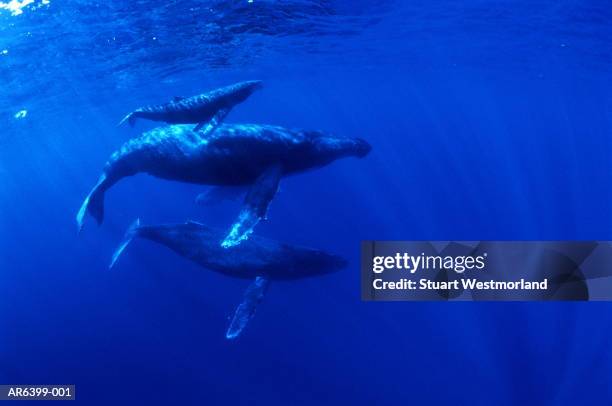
[1,1,611,404]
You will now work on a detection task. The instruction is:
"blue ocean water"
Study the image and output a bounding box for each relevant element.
[1,0,611,404]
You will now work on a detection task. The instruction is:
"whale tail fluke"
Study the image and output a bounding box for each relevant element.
[110,218,141,269]
[76,174,107,232]
[118,112,137,127]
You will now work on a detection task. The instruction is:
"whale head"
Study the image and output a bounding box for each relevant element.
[308,132,372,166]
[243,80,263,90]
[350,137,372,158]
[291,249,348,277]
[231,80,263,100]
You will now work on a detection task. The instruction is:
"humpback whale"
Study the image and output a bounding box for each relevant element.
[110,219,347,339]
[76,123,371,247]
[118,80,262,133]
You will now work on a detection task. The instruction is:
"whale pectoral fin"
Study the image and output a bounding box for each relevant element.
[226,276,269,340]
[221,164,283,248]
[76,174,108,232]
[118,112,137,127]
[193,107,230,135]
[109,219,141,269]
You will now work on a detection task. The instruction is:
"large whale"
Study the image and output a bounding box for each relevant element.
[110,219,347,339]
[76,123,371,247]
[118,80,262,133]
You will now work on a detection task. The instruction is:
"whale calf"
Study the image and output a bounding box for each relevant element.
[118,80,262,133]
[110,219,347,339]
[76,123,371,247]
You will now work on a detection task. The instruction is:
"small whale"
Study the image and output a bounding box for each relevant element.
[76,123,371,247]
[110,219,347,339]
[118,80,263,133]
